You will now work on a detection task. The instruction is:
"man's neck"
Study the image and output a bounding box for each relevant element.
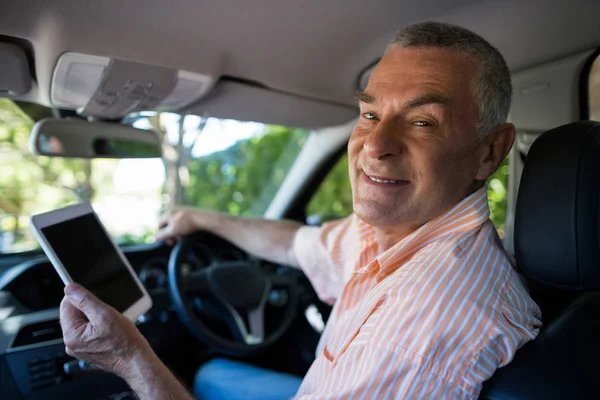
[372,183,487,253]
[374,227,415,253]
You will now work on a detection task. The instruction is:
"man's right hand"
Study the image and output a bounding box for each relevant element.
[155,206,303,268]
[155,207,216,244]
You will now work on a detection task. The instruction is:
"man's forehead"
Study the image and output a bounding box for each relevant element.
[360,47,474,105]
[375,51,470,84]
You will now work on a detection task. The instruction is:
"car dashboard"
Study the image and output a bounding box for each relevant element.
[0,244,186,400]
[0,241,322,400]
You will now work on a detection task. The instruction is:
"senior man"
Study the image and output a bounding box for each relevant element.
[59,22,541,399]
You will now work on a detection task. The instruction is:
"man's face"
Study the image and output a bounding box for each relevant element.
[349,46,485,231]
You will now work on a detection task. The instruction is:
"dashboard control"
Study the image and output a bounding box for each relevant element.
[26,350,69,390]
[268,289,288,307]
[63,359,96,375]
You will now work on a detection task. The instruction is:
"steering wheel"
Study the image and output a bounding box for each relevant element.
[167,232,299,356]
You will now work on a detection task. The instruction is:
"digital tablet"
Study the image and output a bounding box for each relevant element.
[30,202,152,321]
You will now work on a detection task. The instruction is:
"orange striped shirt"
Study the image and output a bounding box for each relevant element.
[292,187,542,399]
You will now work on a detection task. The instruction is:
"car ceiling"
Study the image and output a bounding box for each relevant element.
[1,0,600,127]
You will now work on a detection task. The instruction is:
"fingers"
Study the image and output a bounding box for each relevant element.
[156,208,198,244]
[64,283,109,322]
[158,210,172,230]
[156,210,176,243]
[60,296,87,332]
[155,226,175,243]
[60,296,89,358]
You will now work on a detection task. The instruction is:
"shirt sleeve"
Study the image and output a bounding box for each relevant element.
[292,216,357,304]
[294,344,477,400]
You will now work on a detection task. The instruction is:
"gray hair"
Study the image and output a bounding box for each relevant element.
[388,21,511,139]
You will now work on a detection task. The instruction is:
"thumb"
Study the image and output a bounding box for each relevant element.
[65,283,107,320]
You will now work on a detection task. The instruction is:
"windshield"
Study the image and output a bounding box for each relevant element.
[0,100,309,254]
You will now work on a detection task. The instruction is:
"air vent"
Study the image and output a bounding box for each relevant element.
[11,319,62,348]
[28,354,62,391]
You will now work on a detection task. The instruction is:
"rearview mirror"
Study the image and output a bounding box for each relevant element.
[29,118,162,159]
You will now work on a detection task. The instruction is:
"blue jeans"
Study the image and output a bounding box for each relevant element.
[194,358,303,400]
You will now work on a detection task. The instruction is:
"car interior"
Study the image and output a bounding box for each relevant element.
[1,0,600,399]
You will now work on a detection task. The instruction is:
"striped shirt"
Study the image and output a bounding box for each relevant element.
[292,187,542,399]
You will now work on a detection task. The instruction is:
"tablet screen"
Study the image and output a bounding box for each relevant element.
[41,213,143,312]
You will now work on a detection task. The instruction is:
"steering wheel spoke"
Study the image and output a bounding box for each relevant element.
[221,303,266,345]
[247,307,265,343]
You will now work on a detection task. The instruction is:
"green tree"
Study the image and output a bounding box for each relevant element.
[185,125,308,216]
[487,157,509,237]
[0,99,91,250]
[146,113,208,207]
[306,153,352,222]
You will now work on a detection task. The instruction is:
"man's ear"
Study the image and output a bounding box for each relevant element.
[474,123,515,181]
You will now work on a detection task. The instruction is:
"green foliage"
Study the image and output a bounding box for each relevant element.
[185,126,308,216]
[0,100,134,252]
[487,157,509,237]
[0,99,88,252]
[114,231,157,246]
[306,153,353,222]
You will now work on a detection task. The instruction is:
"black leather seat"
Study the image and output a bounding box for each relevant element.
[480,121,600,399]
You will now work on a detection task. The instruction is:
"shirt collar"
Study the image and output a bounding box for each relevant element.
[354,187,490,278]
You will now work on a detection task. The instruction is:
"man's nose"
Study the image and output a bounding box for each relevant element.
[363,120,403,160]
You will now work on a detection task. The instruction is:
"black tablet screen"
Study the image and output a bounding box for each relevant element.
[41,213,143,312]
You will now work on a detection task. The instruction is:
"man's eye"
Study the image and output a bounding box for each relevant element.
[362,112,378,120]
[413,121,432,127]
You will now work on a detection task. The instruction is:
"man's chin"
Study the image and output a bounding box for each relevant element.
[353,204,408,229]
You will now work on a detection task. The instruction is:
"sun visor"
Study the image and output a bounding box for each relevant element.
[51,52,215,119]
[185,80,358,128]
[0,43,32,95]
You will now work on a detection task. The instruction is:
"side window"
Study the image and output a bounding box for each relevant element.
[588,53,600,120]
[306,154,353,224]
[306,152,509,235]
[487,158,509,238]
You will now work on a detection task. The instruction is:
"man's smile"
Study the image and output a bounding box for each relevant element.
[362,171,410,186]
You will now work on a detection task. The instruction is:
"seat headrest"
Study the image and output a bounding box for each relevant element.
[515,121,600,290]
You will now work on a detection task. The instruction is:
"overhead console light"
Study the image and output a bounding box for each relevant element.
[51,52,214,119]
